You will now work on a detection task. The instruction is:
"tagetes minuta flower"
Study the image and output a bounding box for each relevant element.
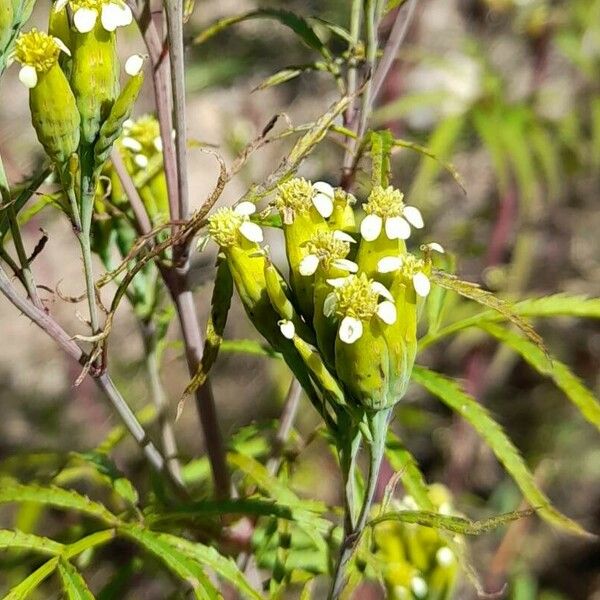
[54,0,132,33]
[324,274,397,344]
[377,245,444,297]
[13,28,71,88]
[360,185,424,242]
[275,178,335,224]
[119,113,163,169]
[207,203,263,248]
[299,230,357,276]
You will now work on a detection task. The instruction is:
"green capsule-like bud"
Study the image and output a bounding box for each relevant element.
[13,30,80,166]
[275,178,332,321]
[70,24,118,143]
[327,274,400,410]
[117,115,169,224]
[295,229,359,368]
[93,57,144,168]
[356,186,417,281]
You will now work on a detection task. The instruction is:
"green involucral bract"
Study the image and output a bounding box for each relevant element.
[207,206,321,408]
[14,30,80,165]
[70,21,119,143]
[275,178,330,321]
[0,1,13,50]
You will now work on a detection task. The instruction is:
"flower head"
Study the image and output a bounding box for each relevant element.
[360,185,424,242]
[208,203,263,248]
[118,114,162,170]
[299,230,357,276]
[55,0,132,33]
[13,29,71,88]
[377,252,432,297]
[275,178,335,223]
[325,274,397,343]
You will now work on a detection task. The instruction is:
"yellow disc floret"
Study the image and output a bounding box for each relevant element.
[333,274,379,321]
[275,178,314,214]
[304,231,350,271]
[14,29,61,72]
[208,207,244,248]
[363,185,405,218]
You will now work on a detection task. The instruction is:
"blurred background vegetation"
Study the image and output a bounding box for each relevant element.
[0,0,599,598]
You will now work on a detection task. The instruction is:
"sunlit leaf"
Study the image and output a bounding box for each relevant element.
[412,366,589,536]
[57,559,95,600]
[0,482,118,525]
[0,529,63,555]
[480,322,600,432]
[369,508,534,535]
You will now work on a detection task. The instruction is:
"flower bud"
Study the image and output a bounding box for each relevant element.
[13,30,80,165]
[328,274,401,410]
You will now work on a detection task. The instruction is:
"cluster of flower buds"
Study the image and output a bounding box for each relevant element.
[368,485,459,599]
[92,114,167,313]
[207,178,444,415]
[9,0,143,179]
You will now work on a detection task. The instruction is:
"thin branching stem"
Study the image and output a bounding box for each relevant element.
[0,262,184,493]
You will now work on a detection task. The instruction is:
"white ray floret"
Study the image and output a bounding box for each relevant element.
[377,256,403,273]
[331,258,358,273]
[412,271,431,297]
[332,230,356,243]
[238,221,263,243]
[121,137,143,152]
[376,300,397,324]
[125,54,144,76]
[384,215,411,240]
[18,65,38,88]
[133,154,148,168]
[278,320,295,340]
[73,7,98,32]
[370,281,394,302]
[234,202,256,216]
[339,316,363,344]
[360,213,383,242]
[425,241,445,253]
[411,576,428,599]
[436,546,454,566]
[299,254,320,276]
[403,205,424,228]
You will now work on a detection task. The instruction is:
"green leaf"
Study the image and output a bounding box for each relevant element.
[419,294,600,350]
[193,9,329,58]
[3,557,60,600]
[430,270,546,354]
[0,482,118,525]
[369,508,534,535]
[0,529,63,555]
[253,64,328,91]
[472,107,510,194]
[2,531,114,600]
[412,366,588,536]
[480,322,600,432]
[119,526,221,600]
[71,452,139,506]
[57,559,95,600]
[308,17,354,44]
[140,530,262,600]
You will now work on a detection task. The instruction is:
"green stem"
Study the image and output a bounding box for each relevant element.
[77,148,100,333]
[329,407,391,600]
